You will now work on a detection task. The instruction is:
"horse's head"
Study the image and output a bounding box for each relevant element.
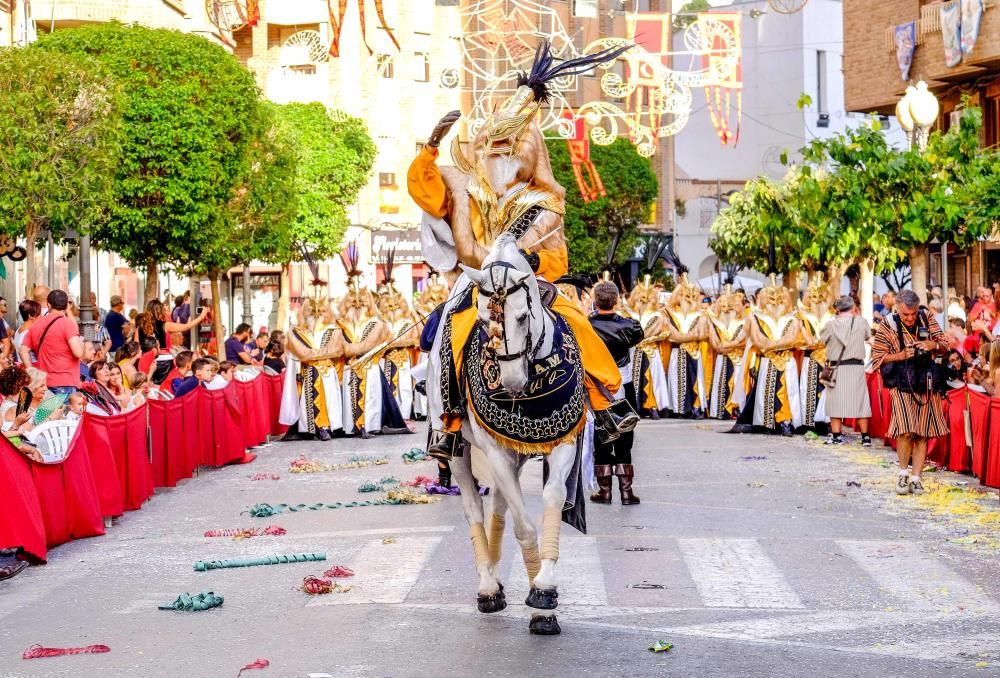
[461,235,542,396]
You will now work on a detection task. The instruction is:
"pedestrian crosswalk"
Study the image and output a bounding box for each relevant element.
[678,538,805,609]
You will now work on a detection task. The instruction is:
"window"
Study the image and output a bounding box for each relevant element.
[377,54,394,79]
[379,172,396,187]
[573,0,598,17]
[414,52,430,82]
[289,64,316,75]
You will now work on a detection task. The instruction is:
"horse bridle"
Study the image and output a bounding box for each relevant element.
[480,261,544,363]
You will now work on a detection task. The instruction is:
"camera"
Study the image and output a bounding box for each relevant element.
[912,325,931,361]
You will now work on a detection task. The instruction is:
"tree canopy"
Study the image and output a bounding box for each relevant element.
[270,102,377,262]
[546,137,658,274]
[34,22,263,293]
[0,47,122,290]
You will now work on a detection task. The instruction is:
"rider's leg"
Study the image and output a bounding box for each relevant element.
[427,303,479,459]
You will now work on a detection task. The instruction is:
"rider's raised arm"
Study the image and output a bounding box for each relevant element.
[407,146,449,219]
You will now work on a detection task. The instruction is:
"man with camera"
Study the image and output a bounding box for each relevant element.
[871,290,949,496]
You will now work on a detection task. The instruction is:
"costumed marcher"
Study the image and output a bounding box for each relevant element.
[732,276,804,436]
[588,280,645,505]
[623,275,670,418]
[797,271,836,432]
[412,271,450,422]
[706,285,748,419]
[406,40,638,459]
[335,247,410,439]
[376,248,420,420]
[279,292,345,441]
[662,272,710,418]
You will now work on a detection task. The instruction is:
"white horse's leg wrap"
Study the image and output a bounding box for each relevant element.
[540,504,562,563]
[521,543,541,585]
[487,513,505,565]
[470,522,490,570]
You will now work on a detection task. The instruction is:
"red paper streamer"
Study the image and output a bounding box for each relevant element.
[327,0,400,57]
[400,475,435,488]
[246,0,261,27]
[203,526,286,538]
[238,658,270,676]
[248,473,280,481]
[323,565,355,578]
[22,644,110,659]
[299,575,334,595]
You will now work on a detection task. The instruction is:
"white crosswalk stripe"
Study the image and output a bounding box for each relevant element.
[306,534,445,606]
[837,539,1000,614]
[506,534,608,606]
[677,538,806,609]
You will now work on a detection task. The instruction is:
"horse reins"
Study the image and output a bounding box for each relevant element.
[482,260,544,364]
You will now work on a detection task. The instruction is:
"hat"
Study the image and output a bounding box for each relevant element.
[110,295,124,307]
[947,302,966,322]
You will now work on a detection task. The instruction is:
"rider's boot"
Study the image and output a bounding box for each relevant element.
[594,397,639,444]
[437,462,452,488]
[427,428,463,461]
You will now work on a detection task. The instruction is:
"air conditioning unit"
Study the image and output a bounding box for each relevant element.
[817,113,830,128]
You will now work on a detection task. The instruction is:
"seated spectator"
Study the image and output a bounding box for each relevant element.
[116,341,141,388]
[225,324,256,365]
[250,330,269,362]
[269,329,286,347]
[219,361,236,382]
[205,359,230,390]
[169,331,186,357]
[0,365,31,433]
[167,351,195,395]
[174,357,217,398]
[108,362,131,402]
[65,391,87,421]
[263,340,285,373]
[87,360,124,414]
[126,373,149,410]
[137,336,159,375]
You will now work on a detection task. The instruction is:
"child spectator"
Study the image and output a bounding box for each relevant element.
[165,351,194,395]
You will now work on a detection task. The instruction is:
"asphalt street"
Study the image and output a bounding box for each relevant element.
[2,419,1000,678]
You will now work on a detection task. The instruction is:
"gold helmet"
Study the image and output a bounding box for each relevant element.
[713,284,745,317]
[800,270,833,310]
[669,271,703,309]
[627,274,659,310]
[758,274,792,317]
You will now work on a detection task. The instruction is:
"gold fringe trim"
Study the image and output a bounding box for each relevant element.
[469,408,586,456]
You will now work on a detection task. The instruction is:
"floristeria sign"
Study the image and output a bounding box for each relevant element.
[371,228,423,263]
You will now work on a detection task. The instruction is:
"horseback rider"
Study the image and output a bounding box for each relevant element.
[407,41,639,459]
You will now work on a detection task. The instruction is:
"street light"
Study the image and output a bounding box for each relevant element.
[895,85,916,147]
[909,81,940,151]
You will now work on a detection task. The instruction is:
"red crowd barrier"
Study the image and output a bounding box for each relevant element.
[0,372,286,564]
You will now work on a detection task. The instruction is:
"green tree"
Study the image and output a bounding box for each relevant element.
[270,102,376,325]
[0,47,122,294]
[36,22,262,302]
[674,0,712,30]
[545,138,658,275]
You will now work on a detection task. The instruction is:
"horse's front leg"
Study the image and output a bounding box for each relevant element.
[451,429,505,613]
[533,440,577,594]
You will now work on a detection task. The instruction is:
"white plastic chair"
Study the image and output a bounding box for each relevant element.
[235,367,260,382]
[24,419,79,464]
[148,388,175,401]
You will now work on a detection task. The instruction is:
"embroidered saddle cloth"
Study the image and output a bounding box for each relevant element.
[463,312,586,454]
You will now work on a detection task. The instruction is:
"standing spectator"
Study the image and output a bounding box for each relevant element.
[104,295,129,352]
[587,280,645,505]
[79,340,98,383]
[171,292,191,324]
[12,300,41,365]
[32,285,50,314]
[881,290,897,315]
[250,330,269,362]
[870,289,949,496]
[137,299,206,353]
[968,286,996,349]
[225,324,256,365]
[873,293,886,316]
[18,290,83,395]
[820,296,873,446]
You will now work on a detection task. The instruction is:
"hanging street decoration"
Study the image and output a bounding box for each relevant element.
[768,0,810,14]
[0,235,26,281]
[561,110,606,204]
[457,2,744,157]
[327,0,400,58]
[204,0,258,33]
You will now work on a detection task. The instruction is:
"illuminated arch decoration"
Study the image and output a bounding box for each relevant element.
[205,0,259,33]
[283,30,331,65]
[562,110,606,204]
[768,0,810,14]
[458,2,743,157]
[326,0,401,58]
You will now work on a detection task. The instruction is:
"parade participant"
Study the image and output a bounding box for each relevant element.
[797,272,836,431]
[407,40,637,458]
[335,247,409,439]
[588,280,645,504]
[281,292,345,441]
[706,285,748,419]
[871,289,948,495]
[622,275,670,418]
[732,276,804,436]
[662,272,709,418]
[412,271,450,422]
[375,248,420,420]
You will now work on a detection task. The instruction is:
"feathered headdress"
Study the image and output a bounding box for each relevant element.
[379,246,397,288]
[644,235,671,274]
[299,242,327,299]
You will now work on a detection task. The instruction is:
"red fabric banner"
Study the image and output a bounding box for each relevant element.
[968,389,991,480]
[80,414,124,518]
[0,440,47,563]
[83,411,154,511]
[984,400,1000,488]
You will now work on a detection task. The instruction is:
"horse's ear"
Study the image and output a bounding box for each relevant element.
[459,264,484,285]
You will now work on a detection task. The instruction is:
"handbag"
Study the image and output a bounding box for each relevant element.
[819,318,854,389]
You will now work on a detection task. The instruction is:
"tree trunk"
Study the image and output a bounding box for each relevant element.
[908,245,929,305]
[276,262,290,331]
[783,269,801,294]
[144,258,160,305]
[210,271,225,361]
[859,259,875,322]
[24,220,39,299]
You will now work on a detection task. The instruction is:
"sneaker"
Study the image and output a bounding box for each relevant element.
[824,434,843,445]
[895,474,911,495]
[910,477,925,495]
[861,434,872,448]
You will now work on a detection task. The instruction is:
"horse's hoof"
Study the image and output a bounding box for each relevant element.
[529,614,561,635]
[477,583,506,613]
[525,587,558,610]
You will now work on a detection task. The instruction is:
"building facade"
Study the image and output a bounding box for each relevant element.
[843,0,1000,295]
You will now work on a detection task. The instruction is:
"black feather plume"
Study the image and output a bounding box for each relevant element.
[381,246,397,285]
[645,235,670,274]
[662,237,688,276]
[299,243,323,286]
[339,241,361,279]
[516,40,633,104]
[604,229,624,271]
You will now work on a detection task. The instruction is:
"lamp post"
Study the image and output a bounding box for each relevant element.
[895,85,916,149]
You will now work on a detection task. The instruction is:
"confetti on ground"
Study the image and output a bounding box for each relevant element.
[739,456,768,461]
[402,448,431,463]
[846,481,862,488]
[323,565,354,578]
[804,431,819,440]
[193,553,326,571]
[289,454,389,473]
[358,477,399,493]
[746,481,766,488]
[382,537,397,544]
[158,591,224,612]
[22,644,111,660]
[248,473,280,481]
[204,526,287,539]
[648,640,673,653]
[298,575,352,595]
[400,475,436,488]
[238,658,270,677]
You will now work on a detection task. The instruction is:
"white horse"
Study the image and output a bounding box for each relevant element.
[437,234,581,636]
